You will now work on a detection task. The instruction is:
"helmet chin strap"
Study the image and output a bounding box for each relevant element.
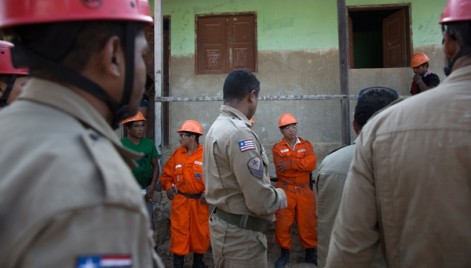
[11,23,140,130]
[113,23,139,129]
[0,75,17,107]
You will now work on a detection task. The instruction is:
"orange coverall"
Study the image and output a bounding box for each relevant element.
[272,137,317,250]
[160,144,210,256]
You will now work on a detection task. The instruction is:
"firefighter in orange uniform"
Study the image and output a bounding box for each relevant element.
[160,120,209,268]
[272,113,318,268]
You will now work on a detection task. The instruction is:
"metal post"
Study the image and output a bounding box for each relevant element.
[154,0,163,147]
[337,0,351,145]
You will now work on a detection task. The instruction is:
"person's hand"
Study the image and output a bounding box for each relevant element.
[277,158,293,173]
[145,184,156,201]
[200,192,207,205]
[413,74,422,83]
[167,186,177,200]
[277,160,287,173]
[145,187,153,202]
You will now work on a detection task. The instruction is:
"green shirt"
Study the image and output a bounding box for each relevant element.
[121,137,158,189]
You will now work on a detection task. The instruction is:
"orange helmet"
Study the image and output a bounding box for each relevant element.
[0,0,152,29]
[121,111,146,125]
[0,40,28,75]
[178,120,203,135]
[440,0,471,24]
[410,52,430,68]
[278,113,298,128]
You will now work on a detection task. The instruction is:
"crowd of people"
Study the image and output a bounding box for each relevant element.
[0,0,470,268]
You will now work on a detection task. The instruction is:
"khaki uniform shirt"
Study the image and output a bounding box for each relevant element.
[204,105,287,221]
[0,78,163,268]
[326,65,471,268]
[317,145,385,268]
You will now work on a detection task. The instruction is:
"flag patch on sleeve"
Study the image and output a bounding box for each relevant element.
[238,139,256,152]
[76,255,132,268]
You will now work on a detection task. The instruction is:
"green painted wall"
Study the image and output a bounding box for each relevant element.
[149,0,446,56]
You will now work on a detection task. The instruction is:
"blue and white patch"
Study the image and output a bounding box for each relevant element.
[238,139,256,152]
[195,172,202,179]
[76,255,132,268]
[247,157,264,178]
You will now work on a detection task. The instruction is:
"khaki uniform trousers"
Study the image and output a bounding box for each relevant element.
[209,214,268,268]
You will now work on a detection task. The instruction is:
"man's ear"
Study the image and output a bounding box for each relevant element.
[443,33,460,60]
[352,120,361,135]
[102,36,124,77]
[248,89,257,103]
[0,81,7,92]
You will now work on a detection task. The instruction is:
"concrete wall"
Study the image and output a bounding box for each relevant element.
[155,0,447,170]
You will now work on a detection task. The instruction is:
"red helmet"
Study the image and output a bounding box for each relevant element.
[440,0,471,24]
[0,40,28,75]
[0,0,152,29]
[278,113,298,128]
[178,120,203,135]
[410,52,430,68]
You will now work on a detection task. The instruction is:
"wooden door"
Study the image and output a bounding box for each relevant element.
[227,14,256,72]
[383,9,407,67]
[196,16,227,74]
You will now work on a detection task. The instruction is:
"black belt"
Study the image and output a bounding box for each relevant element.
[213,208,269,233]
[178,191,203,199]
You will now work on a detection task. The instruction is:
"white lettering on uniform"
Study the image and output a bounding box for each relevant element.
[297,149,306,153]
[194,161,203,166]
[175,164,182,169]
[280,149,289,153]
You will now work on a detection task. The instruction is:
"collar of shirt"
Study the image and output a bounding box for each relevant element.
[220,105,251,126]
[281,136,301,150]
[19,77,141,167]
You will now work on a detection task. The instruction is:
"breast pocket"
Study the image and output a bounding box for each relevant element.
[192,160,203,180]
[296,148,307,158]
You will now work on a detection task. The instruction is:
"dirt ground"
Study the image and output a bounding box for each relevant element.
[153,192,318,268]
[157,229,318,268]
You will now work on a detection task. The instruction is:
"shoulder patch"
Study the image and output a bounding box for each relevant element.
[247,157,264,178]
[76,254,132,268]
[238,139,256,152]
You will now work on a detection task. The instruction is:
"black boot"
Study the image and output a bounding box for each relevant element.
[275,248,289,268]
[192,253,205,268]
[305,248,318,265]
[173,254,184,268]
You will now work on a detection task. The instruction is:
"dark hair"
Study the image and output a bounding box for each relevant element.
[182,132,200,144]
[354,86,399,129]
[223,69,260,102]
[11,21,141,75]
[444,21,471,52]
[0,75,10,84]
